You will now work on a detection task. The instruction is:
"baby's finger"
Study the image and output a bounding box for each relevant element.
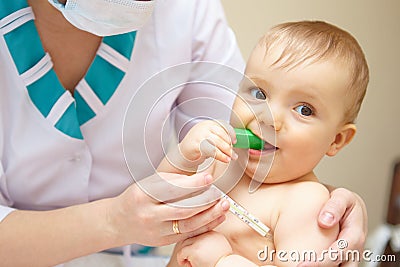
[201,138,230,163]
[209,123,233,145]
[202,135,236,161]
[214,149,232,163]
[177,244,192,266]
[214,120,237,144]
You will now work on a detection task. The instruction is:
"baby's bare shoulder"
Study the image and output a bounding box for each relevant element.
[290,180,329,194]
[278,181,330,215]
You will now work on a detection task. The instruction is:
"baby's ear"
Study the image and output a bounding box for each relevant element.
[326,123,357,157]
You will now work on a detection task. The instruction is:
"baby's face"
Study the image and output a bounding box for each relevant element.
[230,44,351,184]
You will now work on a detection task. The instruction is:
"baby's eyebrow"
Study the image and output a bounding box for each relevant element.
[246,76,269,89]
[289,86,322,100]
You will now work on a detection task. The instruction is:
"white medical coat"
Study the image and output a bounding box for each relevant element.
[0,0,245,221]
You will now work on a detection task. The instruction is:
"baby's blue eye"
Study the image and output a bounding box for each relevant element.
[294,105,313,116]
[250,88,266,100]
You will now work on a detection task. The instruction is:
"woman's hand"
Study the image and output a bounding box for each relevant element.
[176,231,233,267]
[299,187,368,267]
[107,172,230,247]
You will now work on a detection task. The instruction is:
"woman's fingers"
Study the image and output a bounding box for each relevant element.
[166,185,224,208]
[163,214,227,245]
[318,187,353,228]
[318,188,367,237]
[163,198,230,232]
[114,180,228,247]
[314,188,368,266]
[132,171,230,235]
[137,172,216,203]
[156,197,230,237]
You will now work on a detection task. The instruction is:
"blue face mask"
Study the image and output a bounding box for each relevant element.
[48,0,156,36]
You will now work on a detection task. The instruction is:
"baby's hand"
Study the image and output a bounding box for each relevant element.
[178,120,237,169]
[176,231,233,267]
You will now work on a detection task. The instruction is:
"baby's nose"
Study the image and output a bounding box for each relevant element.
[257,104,276,129]
[260,102,282,132]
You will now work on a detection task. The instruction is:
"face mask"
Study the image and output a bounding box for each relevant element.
[48,0,156,36]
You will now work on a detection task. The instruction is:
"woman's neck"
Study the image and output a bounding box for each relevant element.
[27,0,102,92]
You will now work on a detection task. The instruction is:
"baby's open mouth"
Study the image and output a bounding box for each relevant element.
[251,131,277,151]
[261,140,278,151]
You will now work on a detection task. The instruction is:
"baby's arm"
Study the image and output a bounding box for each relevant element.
[273,182,339,267]
[178,231,232,266]
[157,120,237,175]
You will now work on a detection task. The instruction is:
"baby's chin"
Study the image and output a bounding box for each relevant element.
[244,163,298,185]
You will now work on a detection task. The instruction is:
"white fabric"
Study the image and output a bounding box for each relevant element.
[20,53,53,86]
[0,94,15,221]
[364,223,400,267]
[391,224,400,252]
[0,7,34,35]
[364,224,391,267]
[46,91,75,126]
[60,252,170,267]
[0,0,244,228]
[75,79,105,115]
[97,43,130,72]
[48,0,156,36]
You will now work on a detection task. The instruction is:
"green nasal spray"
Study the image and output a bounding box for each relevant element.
[233,128,264,150]
[232,128,269,193]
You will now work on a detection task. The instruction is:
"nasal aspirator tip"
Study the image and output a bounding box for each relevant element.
[233,128,264,150]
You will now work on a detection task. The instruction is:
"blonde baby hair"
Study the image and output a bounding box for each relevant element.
[259,20,369,123]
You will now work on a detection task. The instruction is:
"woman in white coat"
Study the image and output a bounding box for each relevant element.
[0,0,367,266]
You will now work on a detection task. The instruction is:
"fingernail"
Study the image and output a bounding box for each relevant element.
[232,151,238,160]
[221,200,230,211]
[204,174,213,184]
[320,212,334,225]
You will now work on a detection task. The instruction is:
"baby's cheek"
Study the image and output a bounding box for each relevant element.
[230,101,261,127]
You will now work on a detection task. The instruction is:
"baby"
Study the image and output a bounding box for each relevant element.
[158,20,369,266]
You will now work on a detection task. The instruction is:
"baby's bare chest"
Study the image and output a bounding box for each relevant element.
[215,189,278,264]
